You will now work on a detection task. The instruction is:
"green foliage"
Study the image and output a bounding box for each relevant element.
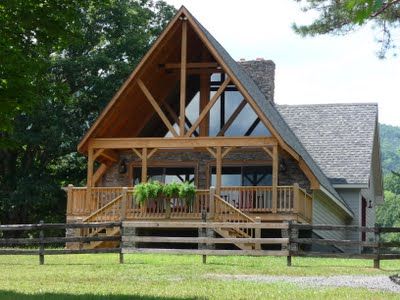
[162,181,181,198]
[0,0,176,225]
[377,190,400,242]
[134,182,196,204]
[292,0,400,58]
[178,181,196,204]
[380,124,400,174]
[2,254,400,299]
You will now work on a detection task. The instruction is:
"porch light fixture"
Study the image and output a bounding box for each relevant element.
[368,200,373,209]
[279,159,287,173]
[119,159,127,174]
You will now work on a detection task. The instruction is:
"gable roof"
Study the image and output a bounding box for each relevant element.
[78,6,353,217]
[276,103,379,185]
[190,10,353,216]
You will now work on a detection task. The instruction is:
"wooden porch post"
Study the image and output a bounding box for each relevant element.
[179,18,187,136]
[141,148,148,183]
[216,147,222,194]
[199,73,209,136]
[87,147,94,210]
[272,145,278,213]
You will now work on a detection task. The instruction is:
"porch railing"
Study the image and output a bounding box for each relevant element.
[66,184,313,222]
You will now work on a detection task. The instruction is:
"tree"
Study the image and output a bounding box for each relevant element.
[292,0,400,58]
[0,0,90,133]
[0,0,176,225]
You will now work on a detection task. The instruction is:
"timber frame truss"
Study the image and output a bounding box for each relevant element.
[82,7,321,199]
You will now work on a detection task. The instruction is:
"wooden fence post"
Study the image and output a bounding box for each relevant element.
[201,210,207,264]
[67,184,74,215]
[119,222,124,264]
[374,223,381,269]
[255,217,261,251]
[39,220,44,265]
[209,186,215,219]
[287,220,292,267]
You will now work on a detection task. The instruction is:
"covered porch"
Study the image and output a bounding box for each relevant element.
[67,184,313,223]
[67,136,313,224]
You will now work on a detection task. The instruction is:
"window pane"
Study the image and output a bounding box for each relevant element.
[211,166,241,186]
[242,166,272,186]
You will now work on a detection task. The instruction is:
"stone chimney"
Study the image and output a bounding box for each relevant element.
[237,58,275,103]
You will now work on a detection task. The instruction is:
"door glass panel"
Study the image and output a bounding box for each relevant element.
[242,166,272,186]
[210,165,272,186]
[210,166,242,186]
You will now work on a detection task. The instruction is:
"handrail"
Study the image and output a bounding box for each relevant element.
[83,195,123,223]
[214,195,256,223]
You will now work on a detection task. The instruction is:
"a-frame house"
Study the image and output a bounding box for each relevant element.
[66,7,383,251]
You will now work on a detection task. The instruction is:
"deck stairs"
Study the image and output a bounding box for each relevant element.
[80,193,257,250]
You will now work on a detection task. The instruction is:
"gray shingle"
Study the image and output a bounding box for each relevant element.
[190,12,352,214]
[276,103,378,185]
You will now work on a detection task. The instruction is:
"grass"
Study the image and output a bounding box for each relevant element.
[0,254,400,299]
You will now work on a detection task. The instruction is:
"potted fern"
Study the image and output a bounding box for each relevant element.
[133,181,196,205]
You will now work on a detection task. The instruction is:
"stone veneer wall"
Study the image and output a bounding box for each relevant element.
[100,149,310,192]
[238,59,275,103]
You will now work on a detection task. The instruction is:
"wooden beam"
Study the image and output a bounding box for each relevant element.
[186,77,230,137]
[87,147,94,188]
[262,146,273,158]
[163,101,198,136]
[206,147,216,158]
[93,163,109,186]
[221,147,234,159]
[137,79,178,137]
[99,149,118,163]
[245,118,261,136]
[93,149,105,161]
[141,148,147,183]
[216,147,222,194]
[217,99,247,136]
[163,101,179,125]
[163,62,219,69]
[199,73,210,136]
[147,148,158,159]
[272,145,278,213]
[299,158,320,189]
[132,148,142,159]
[179,19,187,136]
[183,10,300,161]
[91,137,278,149]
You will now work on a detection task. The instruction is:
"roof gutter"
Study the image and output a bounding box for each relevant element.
[332,184,368,189]
[320,185,354,218]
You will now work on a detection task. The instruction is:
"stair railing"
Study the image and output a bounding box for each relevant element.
[214,194,256,237]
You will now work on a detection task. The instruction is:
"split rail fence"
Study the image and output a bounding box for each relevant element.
[1,221,400,268]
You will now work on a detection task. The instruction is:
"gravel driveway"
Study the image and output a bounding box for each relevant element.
[208,274,400,293]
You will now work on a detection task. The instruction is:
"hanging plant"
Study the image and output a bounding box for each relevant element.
[134,181,163,204]
[134,181,196,205]
[162,181,181,198]
[178,182,196,205]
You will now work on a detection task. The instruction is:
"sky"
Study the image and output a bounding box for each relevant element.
[165,0,400,126]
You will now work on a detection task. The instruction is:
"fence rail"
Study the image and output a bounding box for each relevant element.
[1,221,400,268]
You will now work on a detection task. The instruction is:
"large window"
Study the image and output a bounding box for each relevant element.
[133,166,195,185]
[164,73,271,137]
[210,165,272,186]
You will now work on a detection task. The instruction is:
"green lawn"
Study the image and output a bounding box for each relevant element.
[0,254,400,299]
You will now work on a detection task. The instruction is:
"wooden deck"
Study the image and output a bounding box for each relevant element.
[66,185,313,224]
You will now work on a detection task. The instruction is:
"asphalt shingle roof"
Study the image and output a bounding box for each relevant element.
[189,11,353,214]
[276,103,378,185]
